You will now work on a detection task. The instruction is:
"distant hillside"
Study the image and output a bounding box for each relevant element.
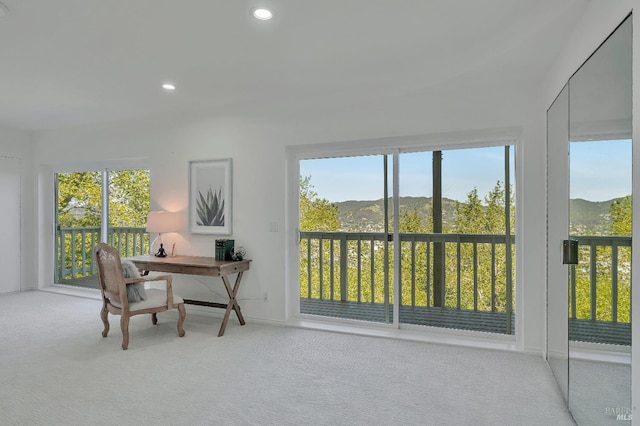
[334,196,616,234]
[336,197,457,232]
[569,198,613,235]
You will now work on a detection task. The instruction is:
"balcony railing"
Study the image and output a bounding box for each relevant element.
[54,227,630,345]
[300,231,515,333]
[569,235,631,345]
[300,231,630,344]
[55,226,149,282]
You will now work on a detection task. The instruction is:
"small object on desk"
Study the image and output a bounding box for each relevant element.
[154,243,168,257]
[231,246,246,261]
[215,239,234,260]
[171,242,176,257]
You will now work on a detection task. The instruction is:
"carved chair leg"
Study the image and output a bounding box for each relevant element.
[151,313,158,325]
[120,315,130,350]
[101,305,110,337]
[177,304,186,337]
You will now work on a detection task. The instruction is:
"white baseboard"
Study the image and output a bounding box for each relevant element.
[286,316,525,353]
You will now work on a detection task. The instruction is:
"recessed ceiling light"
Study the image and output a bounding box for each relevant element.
[162,83,176,91]
[0,2,9,18]
[253,8,273,21]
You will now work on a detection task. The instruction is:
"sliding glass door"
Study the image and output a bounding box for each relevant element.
[397,147,514,334]
[299,154,394,323]
[298,144,516,335]
[54,169,150,289]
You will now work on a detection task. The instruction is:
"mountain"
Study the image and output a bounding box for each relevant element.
[336,196,457,232]
[569,198,613,235]
[334,196,616,234]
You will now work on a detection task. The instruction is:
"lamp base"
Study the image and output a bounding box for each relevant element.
[154,243,168,257]
[149,236,163,256]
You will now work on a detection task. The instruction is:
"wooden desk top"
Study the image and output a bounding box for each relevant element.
[125,255,250,277]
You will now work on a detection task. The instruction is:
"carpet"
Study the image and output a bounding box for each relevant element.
[0,291,574,425]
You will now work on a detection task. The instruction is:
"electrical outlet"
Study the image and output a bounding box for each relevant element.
[263,292,269,301]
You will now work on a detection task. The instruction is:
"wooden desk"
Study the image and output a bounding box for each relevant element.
[125,255,251,337]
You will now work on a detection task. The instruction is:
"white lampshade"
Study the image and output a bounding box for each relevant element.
[146,211,178,234]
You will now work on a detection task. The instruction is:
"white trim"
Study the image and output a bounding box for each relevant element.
[392,150,400,327]
[569,341,631,365]
[287,317,521,353]
[286,127,522,160]
[42,285,101,300]
[51,157,150,173]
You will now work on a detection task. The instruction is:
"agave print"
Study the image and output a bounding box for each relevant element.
[196,185,225,226]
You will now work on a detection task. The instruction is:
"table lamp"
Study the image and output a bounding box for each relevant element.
[146,211,178,257]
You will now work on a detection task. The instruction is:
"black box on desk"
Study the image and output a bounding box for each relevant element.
[215,239,234,260]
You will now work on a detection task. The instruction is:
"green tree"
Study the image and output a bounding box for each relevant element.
[610,195,632,236]
[398,207,428,233]
[299,176,339,231]
[447,181,515,312]
[299,176,340,300]
[453,181,513,234]
[57,170,150,228]
[56,170,150,280]
[57,172,102,228]
[107,170,151,227]
[453,188,484,233]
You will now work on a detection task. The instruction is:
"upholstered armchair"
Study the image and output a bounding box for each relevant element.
[94,242,186,350]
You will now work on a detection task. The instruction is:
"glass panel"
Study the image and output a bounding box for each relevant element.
[567,15,631,424]
[107,170,151,257]
[55,171,103,288]
[397,146,515,334]
[299,155,393,323]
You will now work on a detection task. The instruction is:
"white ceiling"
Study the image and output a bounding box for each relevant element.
[0,0,588,132]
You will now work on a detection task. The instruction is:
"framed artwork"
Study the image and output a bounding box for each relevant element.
[189,158,232,235]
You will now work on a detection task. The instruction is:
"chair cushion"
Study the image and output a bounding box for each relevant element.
[121,260,146,303]
[110,288,184,311]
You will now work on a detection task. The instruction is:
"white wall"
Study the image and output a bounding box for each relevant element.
[0,125,36,291]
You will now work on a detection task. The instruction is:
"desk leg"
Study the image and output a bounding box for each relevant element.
[218,271,246,337]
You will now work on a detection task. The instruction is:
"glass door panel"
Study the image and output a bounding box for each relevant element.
[567,16,632,425]
[55,171,103,288]
[299,154,394,324]
[397,146,515,334]
[567,138,631,423]
[107,170,151,256]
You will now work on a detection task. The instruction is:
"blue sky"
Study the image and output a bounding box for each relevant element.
[300,141,631,203]
[570,139,631,201]
[300,146,513,203]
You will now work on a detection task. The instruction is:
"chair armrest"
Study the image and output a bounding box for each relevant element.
[123,275,175,308]
[123,275,171,285]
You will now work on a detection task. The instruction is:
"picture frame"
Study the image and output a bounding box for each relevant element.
[189,158,232,235]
